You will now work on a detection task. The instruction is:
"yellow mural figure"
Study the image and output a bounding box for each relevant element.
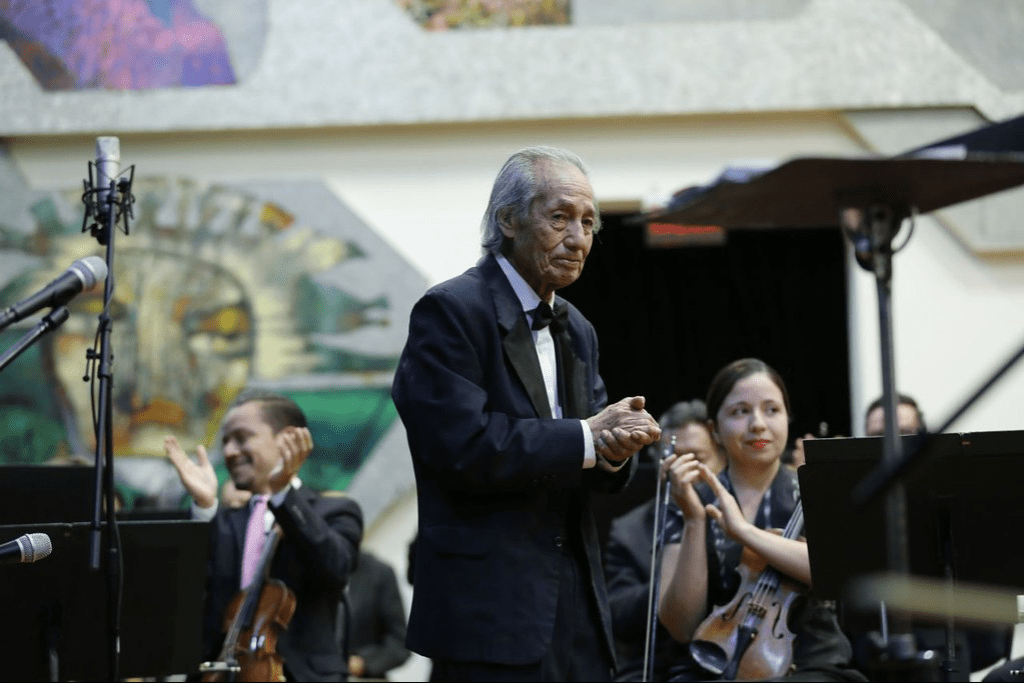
[0,175,417,510]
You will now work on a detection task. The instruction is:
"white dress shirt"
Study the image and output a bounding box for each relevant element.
[495,254,597,469]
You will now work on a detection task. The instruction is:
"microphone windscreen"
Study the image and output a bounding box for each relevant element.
[71,256,109,290]
[23,533,52,562]
[95,137,121,165]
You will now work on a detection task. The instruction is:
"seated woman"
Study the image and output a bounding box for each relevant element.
[657,358,866,681]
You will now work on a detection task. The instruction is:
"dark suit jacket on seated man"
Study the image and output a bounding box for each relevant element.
[391,146,662,682]
[345,550,411,680]
[165,390,363,682]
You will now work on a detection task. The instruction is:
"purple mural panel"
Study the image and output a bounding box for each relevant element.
[0,0,242,90]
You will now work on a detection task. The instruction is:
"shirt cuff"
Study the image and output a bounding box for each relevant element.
[581,419,596,469]
[596,450,629,473]
[191,500,218,521]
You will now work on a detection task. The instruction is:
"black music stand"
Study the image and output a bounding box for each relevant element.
[0,520,211,682]
[636,152,1024,549]
[632,138,1024,676]
[638,154,1024,230]
[0,466,95,525]
[799,432,1024,601]
[799,433,1024,679]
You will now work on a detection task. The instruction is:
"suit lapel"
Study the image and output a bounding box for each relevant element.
[481,255,552,419]
[555,298,589,419]
[503,317,552,418]
[559,344,588,419]
[226,504,250,579]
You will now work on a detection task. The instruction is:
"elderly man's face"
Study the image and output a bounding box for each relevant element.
[501,159,596,301]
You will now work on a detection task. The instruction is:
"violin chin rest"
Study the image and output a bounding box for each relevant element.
[690,639,728,675]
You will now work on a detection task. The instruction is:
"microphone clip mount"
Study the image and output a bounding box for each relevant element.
[81,162,135,246]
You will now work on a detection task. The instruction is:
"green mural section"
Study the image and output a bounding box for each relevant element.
[0,336,67,464]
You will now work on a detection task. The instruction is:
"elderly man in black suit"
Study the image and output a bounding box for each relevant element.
[392,146,661,682]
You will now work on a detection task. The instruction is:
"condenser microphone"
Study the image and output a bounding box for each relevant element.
[0,256,108,331]
[0,533,52,564]
[95,136,121,220]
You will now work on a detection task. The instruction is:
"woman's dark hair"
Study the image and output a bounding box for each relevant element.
[705,358,792,426]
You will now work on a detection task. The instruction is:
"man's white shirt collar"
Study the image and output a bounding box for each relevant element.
[495,254,553,313]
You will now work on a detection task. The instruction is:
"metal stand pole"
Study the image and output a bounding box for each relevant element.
[642,437,675,682]
[88,175,122,681]
[841,205,937,680]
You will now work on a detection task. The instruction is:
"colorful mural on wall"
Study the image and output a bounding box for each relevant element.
[396,0,570,30]
[0,159,423,512]
[0,0,265,90]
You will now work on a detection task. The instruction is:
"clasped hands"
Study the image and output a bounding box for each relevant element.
[586,396,661,467]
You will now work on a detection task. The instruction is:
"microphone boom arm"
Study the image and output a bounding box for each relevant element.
[0,306,70,373]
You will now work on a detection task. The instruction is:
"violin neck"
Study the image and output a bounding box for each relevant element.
[218,526,284,659]
[781,500,804,540]
[255,526,284,583]
[751,501,805,594]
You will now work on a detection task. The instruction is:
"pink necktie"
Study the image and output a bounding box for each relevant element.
[240,494,269,588]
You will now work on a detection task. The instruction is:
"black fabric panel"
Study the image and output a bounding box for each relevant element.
[564,216,851,545]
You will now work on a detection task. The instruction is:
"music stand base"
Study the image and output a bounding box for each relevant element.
[860,632,942,682]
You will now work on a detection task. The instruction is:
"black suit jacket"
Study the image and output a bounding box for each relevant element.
[203,487,363,682]
[346,551,410,679]
[391,254,635,666]
[604,498,682,681]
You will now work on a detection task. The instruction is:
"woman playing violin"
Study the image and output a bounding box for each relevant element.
[658,358,865,681]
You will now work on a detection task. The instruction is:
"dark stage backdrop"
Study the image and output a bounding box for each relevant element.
[562,215,852,542]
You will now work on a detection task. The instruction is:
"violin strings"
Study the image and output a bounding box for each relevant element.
[783,502,804,540]
[744,501,805,624]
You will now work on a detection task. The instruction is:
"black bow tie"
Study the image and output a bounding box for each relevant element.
[531,301,568,334]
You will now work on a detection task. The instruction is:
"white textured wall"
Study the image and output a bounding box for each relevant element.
[3,0,1024,135]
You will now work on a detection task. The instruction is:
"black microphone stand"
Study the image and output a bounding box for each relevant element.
[82,159,134,681]
[642,436,675,683]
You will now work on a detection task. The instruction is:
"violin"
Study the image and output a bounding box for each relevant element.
[200,525,297,682]
[688,502,805,680]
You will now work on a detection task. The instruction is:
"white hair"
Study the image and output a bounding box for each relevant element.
[480,146,602,256]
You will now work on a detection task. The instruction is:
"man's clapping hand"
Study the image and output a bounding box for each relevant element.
[587,396,661,464]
